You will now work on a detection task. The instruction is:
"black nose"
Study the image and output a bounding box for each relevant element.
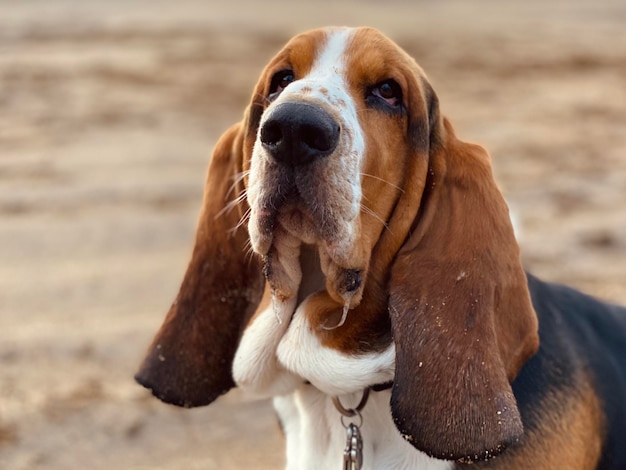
[260,102,340,166]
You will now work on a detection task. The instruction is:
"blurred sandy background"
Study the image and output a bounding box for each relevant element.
[0,0,625,469]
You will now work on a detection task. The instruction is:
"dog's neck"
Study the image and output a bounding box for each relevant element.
[274,385,454,470]
[234,244,453,468]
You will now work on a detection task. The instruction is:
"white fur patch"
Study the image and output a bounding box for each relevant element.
[276,296,395,396]
[232,299,302,398]
[275,387,455,470]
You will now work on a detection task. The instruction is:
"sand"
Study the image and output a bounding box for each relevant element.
[1,0,625,468]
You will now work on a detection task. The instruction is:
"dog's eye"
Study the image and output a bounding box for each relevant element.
[269,70,295,100]
[370,79,402,107]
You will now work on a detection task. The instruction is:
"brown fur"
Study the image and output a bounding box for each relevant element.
[472,379,603,469]
[136,26,541,462]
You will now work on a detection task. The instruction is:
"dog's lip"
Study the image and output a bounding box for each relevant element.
[250,166,347,254]
[257,204,277,227]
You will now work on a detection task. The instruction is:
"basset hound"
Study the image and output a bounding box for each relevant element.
[135,27,626,469]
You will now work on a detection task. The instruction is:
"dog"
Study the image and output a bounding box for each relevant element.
[135,27,626,469]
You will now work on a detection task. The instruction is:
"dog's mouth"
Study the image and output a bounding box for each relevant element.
[252,167,353,249]
[249,166,367,318]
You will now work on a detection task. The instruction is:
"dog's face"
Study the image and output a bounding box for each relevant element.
[136,27,539,463]
[245,27,433,313]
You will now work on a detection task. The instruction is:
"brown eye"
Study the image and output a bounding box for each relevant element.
[269,70,295,100]
[279,72,294,89]
[370,79,402,107]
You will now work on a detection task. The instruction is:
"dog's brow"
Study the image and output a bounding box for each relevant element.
[310,28,353,77]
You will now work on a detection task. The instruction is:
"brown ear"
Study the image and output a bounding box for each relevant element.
[389,119,539,461]
[135,123,264,407]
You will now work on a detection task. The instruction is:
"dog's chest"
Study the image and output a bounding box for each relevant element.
[274,386,454,470]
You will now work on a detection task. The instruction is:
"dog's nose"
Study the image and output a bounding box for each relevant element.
[260,102,340,166]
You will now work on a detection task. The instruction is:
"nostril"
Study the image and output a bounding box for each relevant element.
[260,120,283,146]
[302,122,340,153]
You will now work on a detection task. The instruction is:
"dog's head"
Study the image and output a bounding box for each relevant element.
[136,27,538,462]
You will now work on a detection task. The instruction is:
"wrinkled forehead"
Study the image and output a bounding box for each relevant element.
[266,27,418,88]
[345,28,421,86]
[269,28,330,78]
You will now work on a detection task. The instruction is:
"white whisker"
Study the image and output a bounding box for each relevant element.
[226,170,250,199]
[235,207,252,230]
[360,203,392,235]
[253,94,272,107]
[244,239,257,263]
[215,191,248,220]
[226,206,251,236]
[360,172,405,193]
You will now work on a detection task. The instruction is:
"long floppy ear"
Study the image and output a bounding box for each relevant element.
[135,122,264,407]
[389,116,539,461]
